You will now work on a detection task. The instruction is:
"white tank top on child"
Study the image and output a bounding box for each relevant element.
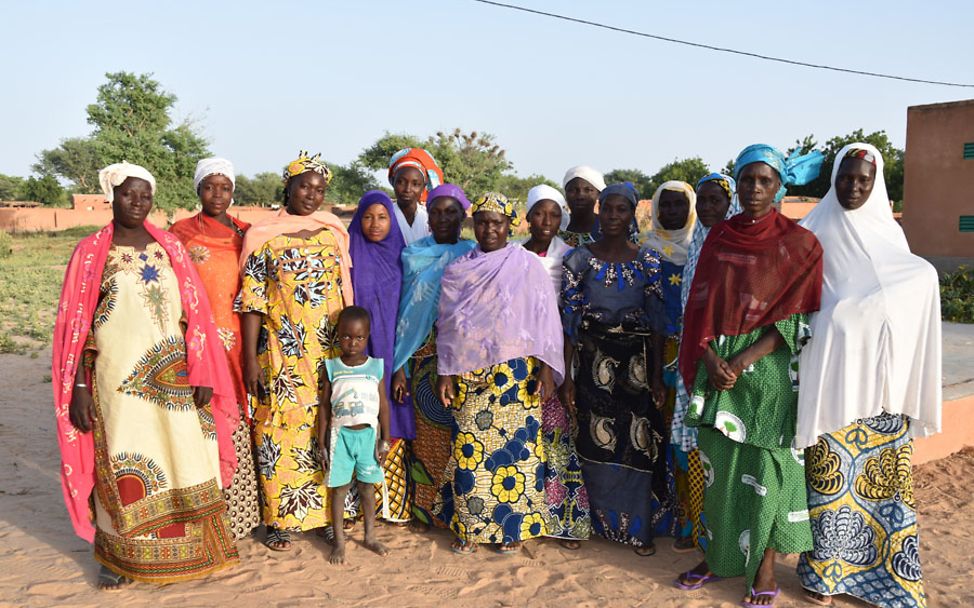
[325,356,383,430]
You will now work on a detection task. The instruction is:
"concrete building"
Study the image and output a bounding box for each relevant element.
[902,99,974,273]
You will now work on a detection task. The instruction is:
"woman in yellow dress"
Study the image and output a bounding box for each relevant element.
[239,151,353,551]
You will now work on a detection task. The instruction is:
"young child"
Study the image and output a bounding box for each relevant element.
[318,306,392,564]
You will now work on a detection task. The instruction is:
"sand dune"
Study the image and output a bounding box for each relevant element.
[1,350,969,608]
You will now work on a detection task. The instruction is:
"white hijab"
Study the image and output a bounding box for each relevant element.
[796,143,941,448]
[98,161,156,202]
[522,184,573,294]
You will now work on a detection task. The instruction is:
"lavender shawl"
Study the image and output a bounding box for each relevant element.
[436,243,565,384]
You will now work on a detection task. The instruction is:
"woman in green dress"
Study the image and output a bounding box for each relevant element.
[676,144,824,606]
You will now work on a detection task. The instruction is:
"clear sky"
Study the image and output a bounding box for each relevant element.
[2,0,972,185]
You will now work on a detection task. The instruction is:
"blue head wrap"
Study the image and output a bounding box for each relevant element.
[734,144,824,203]
[598,182,639,208]
[696,172,736,198]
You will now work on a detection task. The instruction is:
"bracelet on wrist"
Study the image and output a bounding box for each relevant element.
[75,383,88,388]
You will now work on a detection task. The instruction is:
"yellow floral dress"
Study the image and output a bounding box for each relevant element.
[433,357,549,544]
[239,229,344,531]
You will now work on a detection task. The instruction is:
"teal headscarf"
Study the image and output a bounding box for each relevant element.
[392,235,477,374]
[734,144,824,203]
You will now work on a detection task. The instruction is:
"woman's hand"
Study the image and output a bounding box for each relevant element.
[243,355,262,397]
[392,368,408,403]
[375,438,390,465]
[537,365,556,402]
[436,375,456,407]
[651,372,666,410]
[192,386,213,408]
[703,347,737,391]
[319,427,330,468]
[558,377,576,414]
[69,386,96,433]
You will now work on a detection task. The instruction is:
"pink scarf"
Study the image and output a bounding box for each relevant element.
[52,221,239,542]
[239,208,354,306]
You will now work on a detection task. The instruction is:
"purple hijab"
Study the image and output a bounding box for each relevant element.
[349,190,414,439]
[436,243,565,384]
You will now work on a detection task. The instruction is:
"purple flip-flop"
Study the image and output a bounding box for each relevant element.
[673,571,722,591]
[741,586,780,607]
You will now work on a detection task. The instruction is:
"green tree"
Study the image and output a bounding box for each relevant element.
[357,132,424,173]
[35,72,210,209]
[787,129,904,201]
[0,174,25,201]
[648,157,710,194]
[328,161,382,205]
[494,173,559,208]
[604,168,654,199]
[721,159,736,178]
[234,172,284,207]
[23,174,67,206]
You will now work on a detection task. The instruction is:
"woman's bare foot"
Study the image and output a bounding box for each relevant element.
[97,565,132,591]
[497,541,521,555]
[633,542,656,556]
[559,539,581,550]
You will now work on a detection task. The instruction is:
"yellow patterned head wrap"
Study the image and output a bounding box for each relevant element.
[471,191,520,226]
[282,150,333,185]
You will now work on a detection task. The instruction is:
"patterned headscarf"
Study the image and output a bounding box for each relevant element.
[471,191,520,226]
[734,144,824,203]
[843,147,878,166]
[283,150,332,185]
[388,147,444,202]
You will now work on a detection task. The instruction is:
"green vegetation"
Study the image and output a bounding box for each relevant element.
[0,227,98,353]
[941,266,974,324]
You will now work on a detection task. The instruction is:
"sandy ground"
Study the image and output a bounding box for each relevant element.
[1,349,970,608]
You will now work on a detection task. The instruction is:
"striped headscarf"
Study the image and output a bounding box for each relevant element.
[388,147,444,202]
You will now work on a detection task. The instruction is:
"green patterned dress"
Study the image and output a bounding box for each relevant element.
[685,313,813,589]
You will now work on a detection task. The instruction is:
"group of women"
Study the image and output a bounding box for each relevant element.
[52,142,941,608]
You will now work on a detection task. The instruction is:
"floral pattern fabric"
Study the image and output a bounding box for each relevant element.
[541,395,591,540]
[798,414,926,608]
[434,358,549,544]
[239,230,345,531]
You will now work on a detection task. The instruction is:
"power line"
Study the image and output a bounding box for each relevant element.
[471,0,974,89]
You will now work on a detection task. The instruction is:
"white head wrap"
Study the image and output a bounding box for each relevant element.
[194,157,235,193]
[98,161,156,203]
[641,181,698,265]
[796,143,942,448]
[526,184,571,231]
[561,165,606,192]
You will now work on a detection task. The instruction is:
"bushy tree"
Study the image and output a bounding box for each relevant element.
[23,174,67,206]
[604,168,654,199]
[648,157,710,194]
[0,174,25,201]
[35,72,210,209]
[234,172,284,207]
[327,161,381,205]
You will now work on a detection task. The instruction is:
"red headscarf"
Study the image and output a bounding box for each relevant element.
[678,208,823,390]
[52,221,239,542]
[387,147,444,202]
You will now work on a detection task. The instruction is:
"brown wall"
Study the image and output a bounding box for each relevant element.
[0,206,281,232]
[902,99,974,259]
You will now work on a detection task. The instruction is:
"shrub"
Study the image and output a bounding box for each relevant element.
[941,265,974,323]
[0,230,11,259]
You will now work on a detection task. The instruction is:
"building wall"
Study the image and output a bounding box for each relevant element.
[902,99,974,264]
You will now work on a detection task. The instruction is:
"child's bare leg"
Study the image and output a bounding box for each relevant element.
[329,484,350,564]
[358,481,388,556]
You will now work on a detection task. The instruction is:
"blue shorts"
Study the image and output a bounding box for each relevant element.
[327,426,383,487]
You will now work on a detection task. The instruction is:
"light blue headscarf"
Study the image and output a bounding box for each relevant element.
[734,144,824,203]
[672,172,741,452]
[392,235,477,374]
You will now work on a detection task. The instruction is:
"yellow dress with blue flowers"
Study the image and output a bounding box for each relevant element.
[433,357,549,544]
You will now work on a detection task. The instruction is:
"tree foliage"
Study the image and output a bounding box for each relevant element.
[647,157,710,195]
[234,172,283,207]
[23,175,67,206]
[0,174,25,201]
[604,169,654,200]
[35,72,210,209]
[327,161,382,205]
